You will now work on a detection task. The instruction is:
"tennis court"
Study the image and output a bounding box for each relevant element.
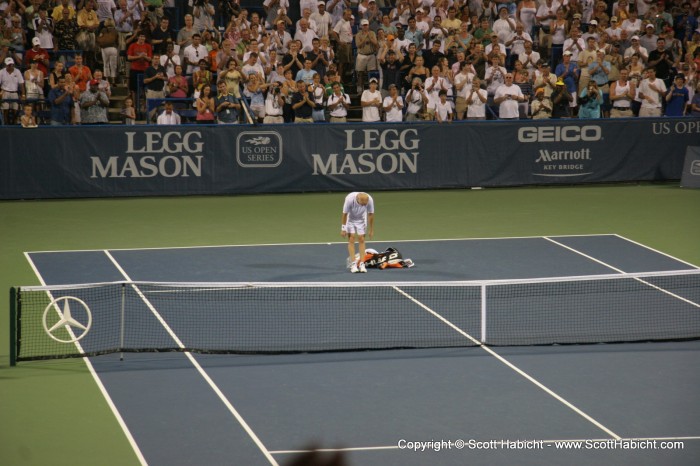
[14,233,700,465]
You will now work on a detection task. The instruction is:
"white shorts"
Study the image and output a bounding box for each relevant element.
[345,221,367,235]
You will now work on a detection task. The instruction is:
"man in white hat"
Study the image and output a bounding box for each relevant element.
[25,36,50,76]
[360,77,382,121]
[0,58,26,124]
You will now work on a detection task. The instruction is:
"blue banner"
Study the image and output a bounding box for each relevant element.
[2,118,699,199]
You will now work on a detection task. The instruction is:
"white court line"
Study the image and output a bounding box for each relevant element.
[102,250,279,466]
[613,234,700,269]
[22,253,148,466]
[269,436,700,455]
[544,237,700,309]
[393,287,621,440]
[25,234,619,254]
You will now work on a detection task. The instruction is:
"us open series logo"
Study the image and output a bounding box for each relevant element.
[236,131,283,168]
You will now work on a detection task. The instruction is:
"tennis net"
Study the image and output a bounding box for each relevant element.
[10,269,700,364]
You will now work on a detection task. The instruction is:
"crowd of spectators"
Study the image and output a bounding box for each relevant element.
[1,0,699,126]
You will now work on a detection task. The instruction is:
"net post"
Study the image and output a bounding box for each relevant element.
[119,283,126,361]
[480,283,487,344]
[9,287,17,366]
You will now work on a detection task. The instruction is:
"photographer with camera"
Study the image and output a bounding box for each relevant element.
[578,80,604,118]
[263,82,285,123]
[405,77,428,121]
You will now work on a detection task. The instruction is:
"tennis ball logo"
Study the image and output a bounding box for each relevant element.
[236,131,283,168]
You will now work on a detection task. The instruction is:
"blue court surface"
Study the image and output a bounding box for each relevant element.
[24,235,700,465]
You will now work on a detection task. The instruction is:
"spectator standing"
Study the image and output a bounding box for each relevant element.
[291,80,315,122]
[215,80,240,124]
[578,80,604,117]
[327,81,351,122]
[97,18,119,85]
[361,77,382,122]
[638,66,666,116]
[69,53,93,93]
[609,68,636,117]
[664,74,689,116]
[127,33,152,98]
[550,79,574,117]
[263,83,285,123]
[151,17,174,55]
[24,37,50,77]
[48,75,74,125]
[160,43,181,78]
[405,77,429,121]
[183,33,208,75]
[531,87,553,118]
[379,49,403,96]
[310,73,326,121]
[647,38,675,87]
[80,79,110,124]
[465,77,488,120]
[434,89,453,122]
[0,58,25,124]
[311,1,333,40]
[494,73,525,119]
[332,8,354,85]
[383,83,404,121]
[355,18,379,92]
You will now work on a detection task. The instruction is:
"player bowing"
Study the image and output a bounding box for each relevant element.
[341,192,375,273]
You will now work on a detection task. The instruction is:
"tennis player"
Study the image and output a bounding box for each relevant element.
[341,192,374,273]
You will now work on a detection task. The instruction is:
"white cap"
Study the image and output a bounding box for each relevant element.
[5,57,15,65]
[589,19,598,25]
[32,37,41,46]
[563,50,573,56]
[646,23,655,28]
[360,19,369,25]
[631,35,640,40]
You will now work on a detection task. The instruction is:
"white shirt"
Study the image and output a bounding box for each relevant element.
[0,67,24,92]
[562,38,585,62]
[454,71,474,99]
[294,27,318,52]
[265,91,284,116]
[424,75,448,107]
[519,50,541,71]
[183,44,207,74]
[406,88,427,114]
[160,53,181,78]
[494,84,523,119]
[310,11,332,39]
[383,95,404,121]
[361,89,382,122]
[327,92,350,117]
[492,18,515,44]
[343,192,374,224]
[435,99,452,121]
[333,18,354,43]
[157,110,181,125]
[639,77,666,108]
[466,88,488,118]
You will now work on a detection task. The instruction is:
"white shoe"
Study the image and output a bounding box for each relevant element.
[359,262,367,273]
[350,263,359,273]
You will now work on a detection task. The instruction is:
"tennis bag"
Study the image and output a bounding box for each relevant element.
[362,248,414,269]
